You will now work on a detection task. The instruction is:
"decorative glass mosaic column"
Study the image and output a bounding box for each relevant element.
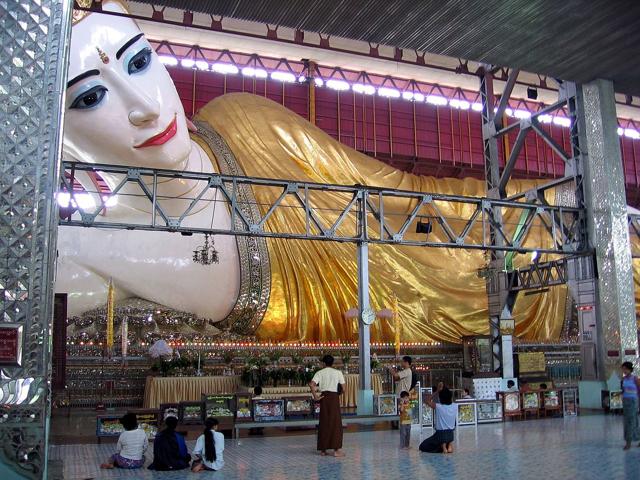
[578,79,639,380]
[0,0,71,478]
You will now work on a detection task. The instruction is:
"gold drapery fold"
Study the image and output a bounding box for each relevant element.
[196,93,568,343]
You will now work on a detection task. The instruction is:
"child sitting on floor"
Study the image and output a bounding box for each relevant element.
[100,413,148,469]
[192,417,225,472]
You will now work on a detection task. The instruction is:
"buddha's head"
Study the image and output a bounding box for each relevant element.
[64,1,191,169]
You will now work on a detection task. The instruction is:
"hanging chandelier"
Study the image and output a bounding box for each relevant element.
[193,234,219,265]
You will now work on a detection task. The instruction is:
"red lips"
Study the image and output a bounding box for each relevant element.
[134,115,177,148]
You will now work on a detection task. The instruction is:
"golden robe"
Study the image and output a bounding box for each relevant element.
[194,93,569,343]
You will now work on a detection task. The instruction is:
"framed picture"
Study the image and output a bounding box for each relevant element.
[503,391,521,416]
[610,391,623,410]
[96,415,125,438]
[159,403,180,424]
[476,400,503,423]
[127,409,159,439]
[562,389,578,416]
[421,387,433,427]
[235,394,253,422]
[285,397,312,416]
[543,390,560,409]
[201,394,235,419]
[179,401,204,425]
[456,402,477,426]
[375,395,398,416]
[253,399,285,422]
[522,391,540,410]
[410,381,421,425]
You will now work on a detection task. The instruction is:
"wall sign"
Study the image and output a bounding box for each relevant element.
[0,325,23,366]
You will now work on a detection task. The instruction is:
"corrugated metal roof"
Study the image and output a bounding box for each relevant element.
[135,0,640,96]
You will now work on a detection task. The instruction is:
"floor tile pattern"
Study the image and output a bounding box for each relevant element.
[49,415,640,480]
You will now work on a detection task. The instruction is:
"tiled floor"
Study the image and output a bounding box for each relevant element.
[50,415,640,480]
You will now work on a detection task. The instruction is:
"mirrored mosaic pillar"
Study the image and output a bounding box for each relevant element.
[0,0,71,478]
[577,79,639,380]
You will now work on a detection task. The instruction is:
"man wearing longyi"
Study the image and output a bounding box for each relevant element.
[309,355,346,457]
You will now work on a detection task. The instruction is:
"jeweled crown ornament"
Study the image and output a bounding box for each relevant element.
[96,46,110,64]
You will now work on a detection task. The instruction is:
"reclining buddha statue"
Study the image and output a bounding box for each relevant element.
[56,0,567,343]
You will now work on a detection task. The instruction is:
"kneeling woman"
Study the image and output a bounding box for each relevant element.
[192,417,225,472]
[420,387,457,454]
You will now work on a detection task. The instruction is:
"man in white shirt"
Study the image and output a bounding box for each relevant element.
[419,388,457,454]
[389,356,414,396]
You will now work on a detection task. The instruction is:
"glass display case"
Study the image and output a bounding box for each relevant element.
[456,401,477,426]
[202,394,235,419]
[562,388,578,416]
[253,399,285,422]
[235,393,253,422]
[286,397,312,417]
[462,335,493,374]
[96,415,125,438]
[476,400,503,423]
[409,381,421,425]
[421,387,433,427]
[375,394,398,416]
[159,403,180,424]
[179,401,204,425]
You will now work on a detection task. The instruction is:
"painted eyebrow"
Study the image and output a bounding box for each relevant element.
[67,69,100,89]
[116,33,145,60]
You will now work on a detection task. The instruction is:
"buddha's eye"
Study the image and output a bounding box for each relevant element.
[128,48,152,74]
[70,85,107,110]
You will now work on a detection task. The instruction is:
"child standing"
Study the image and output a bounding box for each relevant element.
[399,391,412,449]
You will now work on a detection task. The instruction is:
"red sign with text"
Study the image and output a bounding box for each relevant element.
[0,327,21,365]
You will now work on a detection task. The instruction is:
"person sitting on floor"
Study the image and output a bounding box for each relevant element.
[419,388,457,454]
[192,417,225,472]
[148,416,191,471]
[100,413,148,469]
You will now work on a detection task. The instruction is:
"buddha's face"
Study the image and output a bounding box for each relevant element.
[64,2,190,169]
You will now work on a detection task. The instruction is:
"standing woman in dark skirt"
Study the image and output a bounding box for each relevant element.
[309,355,346,457]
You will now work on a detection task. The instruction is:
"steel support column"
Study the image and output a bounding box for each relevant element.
[356,240,373,415]
[0,0,71,478]
[356,190,373,415]
[480,66,515,378]
[577,79,639,380]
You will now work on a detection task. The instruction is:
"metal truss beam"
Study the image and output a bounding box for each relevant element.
[495,256,595,293]
[58,161,587,255]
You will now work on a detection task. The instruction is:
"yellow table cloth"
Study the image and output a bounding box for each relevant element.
[246,374,383,407]
[143,375,241,408]
[143,373,382,408]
